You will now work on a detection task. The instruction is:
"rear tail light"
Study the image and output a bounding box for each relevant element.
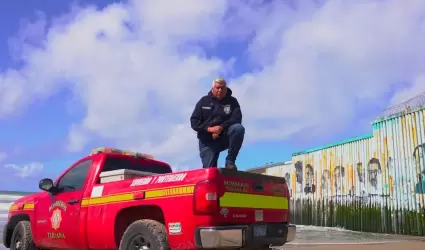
[193,179,219,215]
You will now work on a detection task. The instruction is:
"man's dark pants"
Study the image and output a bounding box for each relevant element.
[199,124,245,168]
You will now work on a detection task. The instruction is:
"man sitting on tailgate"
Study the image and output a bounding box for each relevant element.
[190,78,245,170]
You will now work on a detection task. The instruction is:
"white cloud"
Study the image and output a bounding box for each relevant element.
[4,162,44,178]
[1,0,425,166]
[389,75,425,106]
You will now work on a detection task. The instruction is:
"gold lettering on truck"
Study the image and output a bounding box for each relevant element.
[47,232,66,239]
[49,201,67,212]
[224,181,249,193]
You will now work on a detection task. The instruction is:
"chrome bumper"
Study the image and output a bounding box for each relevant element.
[199,228,243,248]
[286,224,296,242]
[195,224,296,249]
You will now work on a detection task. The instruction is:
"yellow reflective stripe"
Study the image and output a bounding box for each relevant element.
[9,203,34,211]
[82,193,134,206]
[81,185,195,206]
[145,186,194,198]
[220,192,288,210]
[23,203,34,209]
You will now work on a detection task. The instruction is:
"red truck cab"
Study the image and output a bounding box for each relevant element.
[3,147,295,250]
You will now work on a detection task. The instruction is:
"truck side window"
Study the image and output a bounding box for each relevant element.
[102,156,171,174]
[56,160,92,193]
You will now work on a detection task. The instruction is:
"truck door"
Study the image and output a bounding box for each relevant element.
[34,159,92,249]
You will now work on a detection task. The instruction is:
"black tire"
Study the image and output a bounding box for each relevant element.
[119,219,169,250]
[10,221,36,250]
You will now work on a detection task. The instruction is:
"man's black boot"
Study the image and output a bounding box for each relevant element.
[225,161,238,171]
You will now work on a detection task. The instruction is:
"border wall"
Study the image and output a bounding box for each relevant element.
[254,98,425,236]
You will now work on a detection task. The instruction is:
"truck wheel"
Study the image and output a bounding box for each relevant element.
[119,219,169,250]
[10,221,36,250]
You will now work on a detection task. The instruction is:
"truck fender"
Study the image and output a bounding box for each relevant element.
[113,205,165,248]
[3,214,31,248]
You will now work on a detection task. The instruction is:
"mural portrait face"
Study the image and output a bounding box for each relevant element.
[413,144,425,194]
[295,161,303,184]
[285,172,291,184]
[357,162,365,183]
[305,165,314,186]
[322,170,330,189]
[334,166,345,192]
[304,164,316,194]
[368,158,382,187]
[413,144,425,175]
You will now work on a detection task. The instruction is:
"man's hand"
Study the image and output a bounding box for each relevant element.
[208,126,223,134]
[212,132,220,140]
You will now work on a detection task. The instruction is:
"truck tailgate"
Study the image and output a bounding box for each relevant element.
[215,168,290,225]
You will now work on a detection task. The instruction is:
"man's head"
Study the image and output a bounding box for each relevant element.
[211,78,227,99]
[367,158,381,187]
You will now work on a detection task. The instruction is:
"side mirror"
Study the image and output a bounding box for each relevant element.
[39,178,54,192]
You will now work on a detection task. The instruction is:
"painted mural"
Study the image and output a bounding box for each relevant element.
[263,105,425,236]
[289,106,425,201]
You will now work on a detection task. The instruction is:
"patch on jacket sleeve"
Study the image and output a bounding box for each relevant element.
[223,105,231,114]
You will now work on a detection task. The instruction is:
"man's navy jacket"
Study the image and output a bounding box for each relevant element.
[190,88,242,142]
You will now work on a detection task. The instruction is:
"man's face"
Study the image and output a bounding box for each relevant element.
[212,82,227,99]
[335,168,341,178]
[368,163,379,186]
[306,168,313,184]
[357,164,364,182]
[322,171,329,187]
[334,168,341,188]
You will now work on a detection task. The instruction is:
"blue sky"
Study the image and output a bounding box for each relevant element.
[1,0,425,192]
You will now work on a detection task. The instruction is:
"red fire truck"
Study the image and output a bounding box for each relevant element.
[3,147,295,250]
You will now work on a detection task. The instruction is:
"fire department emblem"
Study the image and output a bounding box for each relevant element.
[50,208,62,230]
